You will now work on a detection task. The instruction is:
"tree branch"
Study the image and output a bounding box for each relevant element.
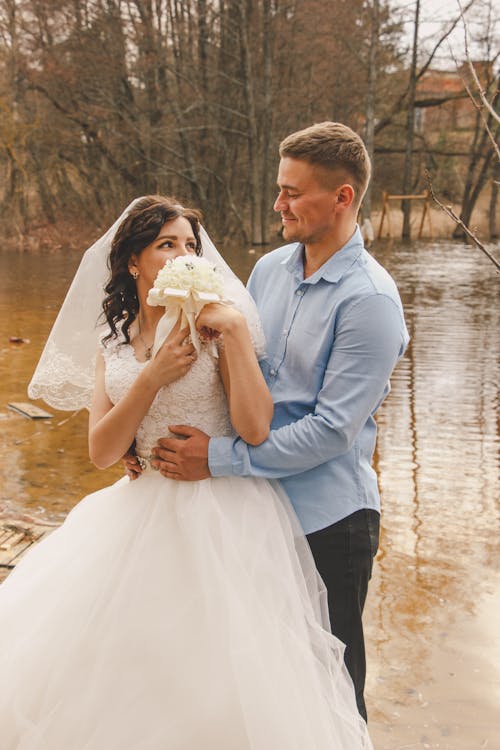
[426,170,500,271]
[375,0,477,135]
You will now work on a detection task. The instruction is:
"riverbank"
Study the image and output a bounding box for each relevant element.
[3,194,496,254]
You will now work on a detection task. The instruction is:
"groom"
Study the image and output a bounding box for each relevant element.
[141,122,408,719]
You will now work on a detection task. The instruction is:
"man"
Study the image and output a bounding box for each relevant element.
[132,122,409,719]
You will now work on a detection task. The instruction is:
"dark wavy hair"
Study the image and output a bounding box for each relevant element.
[101,195,202,345]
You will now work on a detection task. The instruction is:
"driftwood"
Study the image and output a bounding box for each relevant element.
[8,402,53,419]
[0,521,57,581]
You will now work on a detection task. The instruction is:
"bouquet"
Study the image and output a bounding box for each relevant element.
[147,255,227,358]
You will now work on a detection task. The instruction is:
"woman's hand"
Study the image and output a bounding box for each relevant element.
[89,321,197,471]
[197,304,272,446]
[196,303,245,339]
[146,321,196,389]
[123,450,142,480]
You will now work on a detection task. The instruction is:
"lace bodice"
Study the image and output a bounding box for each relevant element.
[102,339,234,457]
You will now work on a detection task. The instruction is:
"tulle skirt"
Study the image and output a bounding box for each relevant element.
[0,469,372,749]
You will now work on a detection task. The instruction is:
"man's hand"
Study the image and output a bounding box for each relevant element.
[151,425,211,480]
[122,451,142,481]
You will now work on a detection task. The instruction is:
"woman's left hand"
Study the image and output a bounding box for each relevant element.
[196,303,244,338]
[122,450,142,480]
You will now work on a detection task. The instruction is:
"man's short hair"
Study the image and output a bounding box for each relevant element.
[279,122,371,207]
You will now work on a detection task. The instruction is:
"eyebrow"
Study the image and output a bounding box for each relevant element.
[156,233,196,242]
[277,183,300,191]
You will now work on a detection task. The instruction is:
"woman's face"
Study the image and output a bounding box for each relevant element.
[129,216,198,290]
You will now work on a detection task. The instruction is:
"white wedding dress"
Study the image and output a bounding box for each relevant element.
[0,337,372,750]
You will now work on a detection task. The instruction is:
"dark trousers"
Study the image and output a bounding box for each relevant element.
[306,509,380,722]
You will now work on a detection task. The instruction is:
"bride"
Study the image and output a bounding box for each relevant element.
[0,196,372,749]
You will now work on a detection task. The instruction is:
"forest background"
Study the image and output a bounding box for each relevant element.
[1,0,498,247]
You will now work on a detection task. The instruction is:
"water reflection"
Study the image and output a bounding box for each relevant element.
[0,237,499,746]
[374,240,498,570]
[0,249,123,520]
[365,239,499,745]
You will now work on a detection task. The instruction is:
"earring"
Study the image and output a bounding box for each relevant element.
[131,270,139,279]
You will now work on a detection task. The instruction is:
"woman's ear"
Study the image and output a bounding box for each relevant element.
[128,255,139,279]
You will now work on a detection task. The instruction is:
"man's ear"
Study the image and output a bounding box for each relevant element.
[335,183,356,210]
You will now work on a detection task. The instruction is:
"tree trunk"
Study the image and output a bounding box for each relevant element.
[238,0,263,244]
[452,83,500,239]
[233,0,279,244]
[401,0,420,238]
[259,0,273,245]
[31,149,56,224]
[453,145,495,238]
[363,0,379,222]
[1,0,27,228]
[489,163,499,239]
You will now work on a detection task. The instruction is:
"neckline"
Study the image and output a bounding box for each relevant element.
[123,341,149,366]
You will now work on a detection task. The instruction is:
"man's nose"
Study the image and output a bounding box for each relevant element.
[274,191,286,212]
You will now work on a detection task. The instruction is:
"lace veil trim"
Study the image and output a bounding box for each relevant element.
[28,201,265,411]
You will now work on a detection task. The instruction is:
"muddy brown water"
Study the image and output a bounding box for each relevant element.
[0,237,498,748]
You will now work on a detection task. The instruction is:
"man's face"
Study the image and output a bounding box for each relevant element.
[273,157,341,245]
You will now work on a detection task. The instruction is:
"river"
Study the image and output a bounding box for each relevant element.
[0,235,498,749]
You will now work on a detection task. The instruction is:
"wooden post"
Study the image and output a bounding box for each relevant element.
[426,192,433,238]
[378,191,433,240]
[386,195,393,238]
[378,191,388,238]
[417,191,428,239]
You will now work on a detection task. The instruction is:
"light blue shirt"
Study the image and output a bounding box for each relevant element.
[209,227,409,534]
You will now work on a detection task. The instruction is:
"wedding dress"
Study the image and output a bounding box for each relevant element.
[0,336,372,749]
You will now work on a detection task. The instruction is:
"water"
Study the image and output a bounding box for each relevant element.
[0,237,499,747]
[365,240,499,747]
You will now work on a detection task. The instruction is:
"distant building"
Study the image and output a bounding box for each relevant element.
[416,62,492,136]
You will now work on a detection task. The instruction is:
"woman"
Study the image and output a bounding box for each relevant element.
[0,196,372,749]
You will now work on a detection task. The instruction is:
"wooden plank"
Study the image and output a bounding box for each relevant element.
[0,530,26,550]
[7,402,53,419]
[385,193,428,200]
[0,522,56,582]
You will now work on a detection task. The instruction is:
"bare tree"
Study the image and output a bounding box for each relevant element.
[0,0,411,240]
[362,0,380,231]
[401,0,420,238]
[451,1,499,239]
[426,1,500,268]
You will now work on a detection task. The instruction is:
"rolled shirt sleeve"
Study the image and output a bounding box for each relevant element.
[209,292,407,479]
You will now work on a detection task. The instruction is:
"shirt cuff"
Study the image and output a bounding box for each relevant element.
[208,436,237,477]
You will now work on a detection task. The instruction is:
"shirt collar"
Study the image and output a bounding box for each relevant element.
[284,225,364,285]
